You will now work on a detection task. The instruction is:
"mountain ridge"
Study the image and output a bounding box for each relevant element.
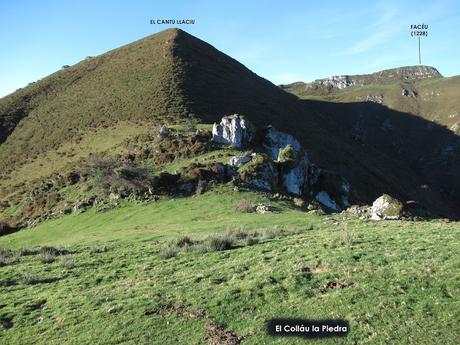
[282,65,442,91]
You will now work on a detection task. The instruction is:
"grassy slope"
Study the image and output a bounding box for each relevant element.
[0,187,459,344]
[0,28,187,176]
[0,186,308,248]
[3,121,150,187]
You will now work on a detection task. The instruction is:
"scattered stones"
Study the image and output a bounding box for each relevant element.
[366,94,384,104]
[212,114,254,148]
[256,204,274,214]
[158,125,170,139]
[293,197,306,208]
[370,194,404,220]
[346,204,370,217]
[228,155,251,167]
[310,169,351,211]
[108,193,120,201]
[72,196,97,213]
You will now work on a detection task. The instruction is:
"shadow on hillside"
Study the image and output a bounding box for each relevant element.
[299,99,460,219]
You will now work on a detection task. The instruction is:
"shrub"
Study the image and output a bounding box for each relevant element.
[20,246,39,256]
[246,236,259,246]
[0,248,19,266]
[264,227,283,239]
[162,247,178,259]
[234,199,256,213]
[40,246,66,256]
[174,235,194,248]
[206,234,235,251]
[82,156,154,198]
[191,243,212,254]
[278,144,297,163]
[228,226,249,239]
[60,256,76,269]
[341,225,354,246]
[40,252,55,264]
[21,269,38,285]
[183,117,199,132]
[90,245,108,253]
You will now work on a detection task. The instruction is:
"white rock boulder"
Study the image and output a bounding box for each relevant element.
[315,191,341,211]
[371,194,404,220]
[212,114,254,148]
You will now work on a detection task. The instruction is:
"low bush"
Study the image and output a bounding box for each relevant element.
[234,199,256,213]
[174,235,194,248]
[246,236,260,246]
[278,144,297,163]
[40,252,55,264]
[20,246,39,256]
[60,256,76,269]
[264,227,283,239]
[228,226,249,239]
[206,234,235,251]
[0,248,19,266]
[21,269,38,285]
[40,246,66,256]
[90,245,109,253]
[162,247,178,259]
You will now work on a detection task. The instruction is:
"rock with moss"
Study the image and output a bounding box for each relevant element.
[263,126,302,161]
[371,194,404,220]
[238,153,278,192]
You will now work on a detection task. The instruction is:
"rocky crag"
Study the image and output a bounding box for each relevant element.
[285,66,441,91]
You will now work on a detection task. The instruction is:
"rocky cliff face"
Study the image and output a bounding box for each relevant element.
[212,114,352,211]
[302,66,441,90]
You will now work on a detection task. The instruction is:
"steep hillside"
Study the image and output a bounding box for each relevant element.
[0,29,458,219]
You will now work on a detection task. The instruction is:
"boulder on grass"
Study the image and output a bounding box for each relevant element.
[371,194,404,220]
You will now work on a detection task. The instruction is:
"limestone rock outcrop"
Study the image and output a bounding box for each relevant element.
[263,126,302,161]
[213,114,353,212]
[212,114,254,148]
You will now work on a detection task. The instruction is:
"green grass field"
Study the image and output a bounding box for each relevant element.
[1,186,459,344]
